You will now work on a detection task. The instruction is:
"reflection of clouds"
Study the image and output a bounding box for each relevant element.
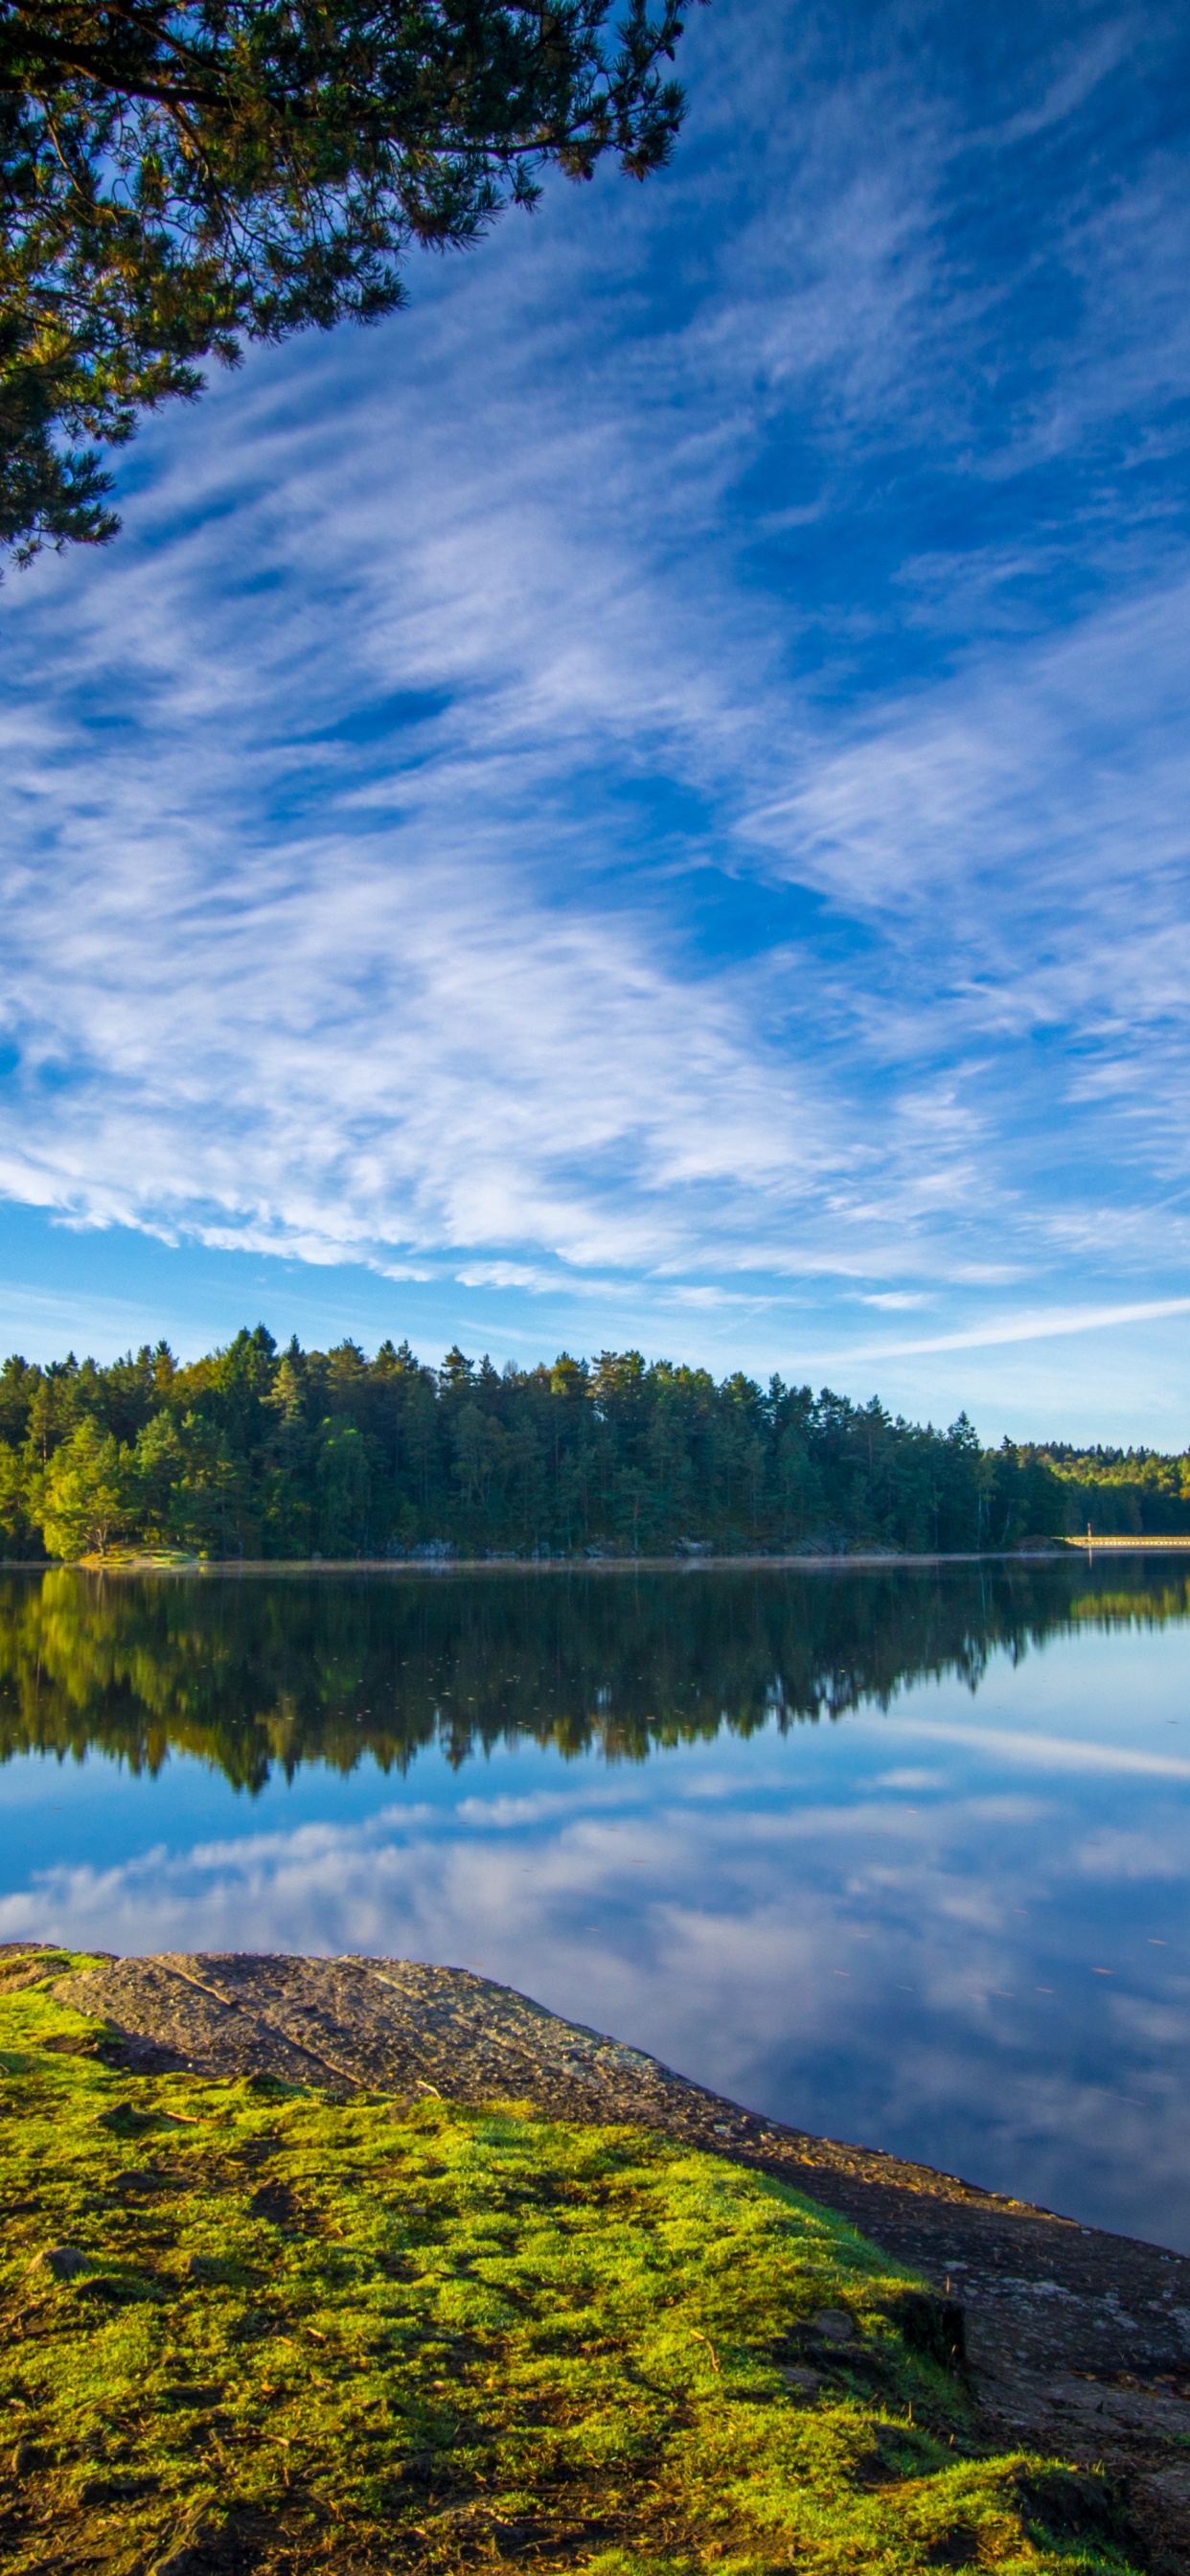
[853,1716,1190,1781]
[453,1789,595,1828]
[7,1750,1189,2246]
[854,1866,1007,1936]
[672,1768,782,1804]
[1106,1993,1190,2053]
[1073,1828,1190,1882]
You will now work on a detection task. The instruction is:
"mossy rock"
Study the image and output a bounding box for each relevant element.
[0,1949,1141,2575]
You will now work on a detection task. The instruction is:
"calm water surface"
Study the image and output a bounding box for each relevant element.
[2,1560,1188,2249]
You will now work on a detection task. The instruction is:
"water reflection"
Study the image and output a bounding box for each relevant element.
[2,1561,1188,2251]
[1,1558,1186,1784]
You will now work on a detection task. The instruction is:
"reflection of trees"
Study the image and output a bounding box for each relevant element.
[0,1563,1185,1796]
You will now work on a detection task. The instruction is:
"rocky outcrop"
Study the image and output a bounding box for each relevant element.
[15,1942,1190,2574]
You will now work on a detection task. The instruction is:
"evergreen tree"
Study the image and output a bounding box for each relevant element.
[1,0,693,565]
[39,1418,131,1557]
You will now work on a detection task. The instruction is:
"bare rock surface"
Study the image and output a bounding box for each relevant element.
[17,1942,1190,2571]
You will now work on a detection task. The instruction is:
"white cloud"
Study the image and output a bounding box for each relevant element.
[3,0,1190,1374]
[811,1296,1190,1362]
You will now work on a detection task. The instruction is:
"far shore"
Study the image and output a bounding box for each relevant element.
[4,1538,1188,1576]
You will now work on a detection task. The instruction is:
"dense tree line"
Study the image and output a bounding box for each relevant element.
[1027,1440,1190,1533]
[0,1324,1184,1561]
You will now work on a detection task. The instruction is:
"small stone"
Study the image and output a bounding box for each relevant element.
[34,2243,90,2281]
[778,2364,821,2395]
[811,2309,857,2343]
[11,2442,35,2474]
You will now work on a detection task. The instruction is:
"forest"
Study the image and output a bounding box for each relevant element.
[0,1325,1186,1562]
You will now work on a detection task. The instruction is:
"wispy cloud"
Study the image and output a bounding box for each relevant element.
[3,0,1190,1399]
[812,1296,1190,1363]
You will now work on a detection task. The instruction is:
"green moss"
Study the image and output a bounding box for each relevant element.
[0,1954,1138,2573]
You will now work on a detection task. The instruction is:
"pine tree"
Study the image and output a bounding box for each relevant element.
[1,0,693,566]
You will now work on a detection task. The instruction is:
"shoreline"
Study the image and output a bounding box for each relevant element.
[3,1541,1185,1576]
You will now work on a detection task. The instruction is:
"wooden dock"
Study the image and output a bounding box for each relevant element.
[1063,1532,1190,1549]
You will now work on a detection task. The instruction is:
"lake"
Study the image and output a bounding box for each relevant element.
[2,1557,1187,2250]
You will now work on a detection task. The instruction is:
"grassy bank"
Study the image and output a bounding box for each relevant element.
[1,1956,1139,2575]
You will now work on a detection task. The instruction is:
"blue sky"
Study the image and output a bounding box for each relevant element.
[5,0,1190,1441]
